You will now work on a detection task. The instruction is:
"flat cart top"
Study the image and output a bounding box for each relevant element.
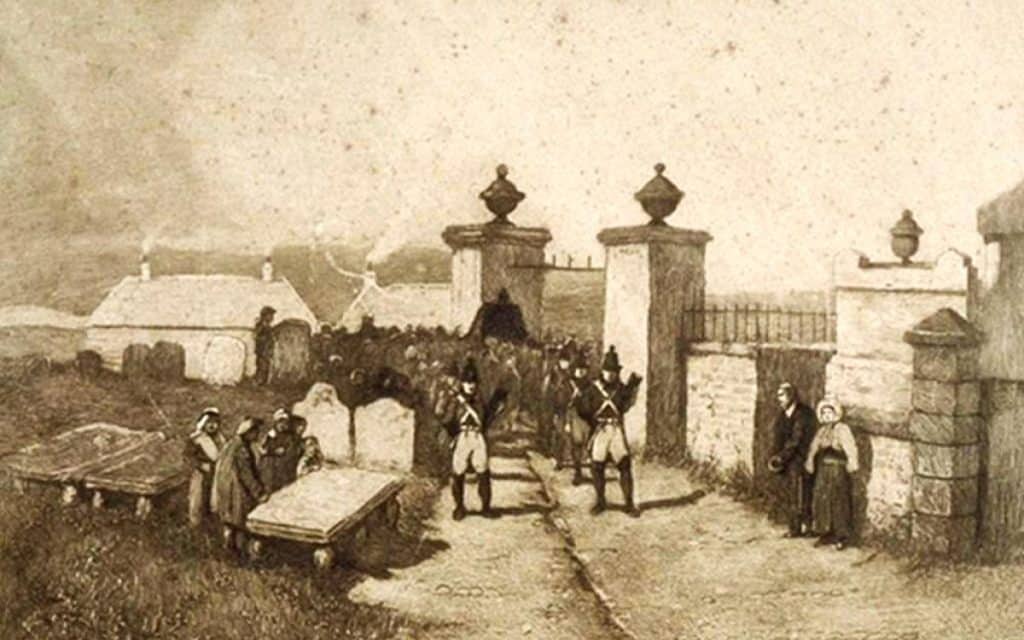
[0,423,164,483]
[246,467,404,545]
[84,437,189,496]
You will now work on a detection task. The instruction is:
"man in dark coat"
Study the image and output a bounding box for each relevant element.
[254,306,276,385]
[541,343,575,467]
[576,346,643,516]
[212,417,268,552]
[435,358,508,521]
[463,288,529,344]
[768,382,819,537]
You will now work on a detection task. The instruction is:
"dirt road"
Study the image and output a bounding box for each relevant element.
[350,435,623,640]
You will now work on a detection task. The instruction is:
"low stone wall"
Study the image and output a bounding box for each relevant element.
[685,342,834,483]
[685,343,758,474]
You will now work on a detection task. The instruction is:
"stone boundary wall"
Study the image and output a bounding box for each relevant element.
[685,342,834,481]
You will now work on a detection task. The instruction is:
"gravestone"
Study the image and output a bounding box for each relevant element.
[201,336,246,386]
[353,398,415,472]
[147,341,186,382]
[76,350,103,379]
[291,382,352,464]
[122,344,151,381]
[271,319,312,386]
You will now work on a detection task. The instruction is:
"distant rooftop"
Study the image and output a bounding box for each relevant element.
[89,275,318,329]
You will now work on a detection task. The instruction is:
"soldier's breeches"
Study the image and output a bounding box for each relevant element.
[452,431,489,475]
[590,421,629,464]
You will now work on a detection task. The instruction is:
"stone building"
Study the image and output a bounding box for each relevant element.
[86,256,318,383]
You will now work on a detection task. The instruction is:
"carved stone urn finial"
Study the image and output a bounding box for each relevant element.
[479,164,525,225]
[890,209,923,265]
[634,163,684,226]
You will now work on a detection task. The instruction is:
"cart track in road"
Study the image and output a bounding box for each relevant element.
[348,428,627,639]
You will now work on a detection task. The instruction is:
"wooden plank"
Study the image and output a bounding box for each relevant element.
[0,424,164,483]
[246,467,404,545]
[84,438,189,496]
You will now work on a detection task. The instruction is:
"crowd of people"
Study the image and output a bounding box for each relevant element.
[182,406,325,553]
[770,383,859,551]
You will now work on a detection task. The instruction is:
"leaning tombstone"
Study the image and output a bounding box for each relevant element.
[270,319,312,387]
[147,340,186,383]
[291,382,352,464]
[76,350,103,378]
[353,398,415,473]
[122,343,151,381]
[201,336,246,386]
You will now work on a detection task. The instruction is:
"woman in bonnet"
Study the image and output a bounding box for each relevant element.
[805,397,859,550]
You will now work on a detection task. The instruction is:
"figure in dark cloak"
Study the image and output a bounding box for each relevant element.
[462,288,529,344]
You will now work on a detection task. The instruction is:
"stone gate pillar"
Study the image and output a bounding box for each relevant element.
[904,309,982,557]
[442,165,552,335]
[598,164,711,458]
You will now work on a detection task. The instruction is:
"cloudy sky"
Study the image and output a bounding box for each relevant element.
[2,0,1022,291]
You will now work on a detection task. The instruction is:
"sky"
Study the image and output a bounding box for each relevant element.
[2,0,1023,292]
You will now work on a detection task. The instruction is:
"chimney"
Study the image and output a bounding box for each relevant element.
[261,255,273,282]
[140,254,151,281]
[364,262,377,287]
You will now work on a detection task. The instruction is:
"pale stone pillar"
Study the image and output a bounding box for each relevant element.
[441,165,552,335]
[442,224,551,334]
[598,164,711,458]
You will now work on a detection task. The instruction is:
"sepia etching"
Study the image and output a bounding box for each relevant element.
[2,2,1023,638]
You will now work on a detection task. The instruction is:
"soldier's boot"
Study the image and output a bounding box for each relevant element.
[618,456,641,518]
[451,474,467,521]
[571,443,585,485]
[590,463,607,515]
[478,471,499,518]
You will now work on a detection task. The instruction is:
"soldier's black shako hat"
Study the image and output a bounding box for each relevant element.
[601,345,622,372]
[260,306,276,319]
[460,358,480,384]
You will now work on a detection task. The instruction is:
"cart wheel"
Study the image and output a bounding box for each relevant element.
[247,538,266,560]
[61,484,79,506]
[92,491,106,509]
[135,496,153,519]
[385,497,401,528]
[313,546,336,570]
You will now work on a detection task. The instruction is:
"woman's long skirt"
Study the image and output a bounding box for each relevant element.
[812,457,853,541]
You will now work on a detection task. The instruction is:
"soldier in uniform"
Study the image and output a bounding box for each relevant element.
[541,344,575,468]
[436,358,508,521]
[576,346,643,516]
[563,353,593,485]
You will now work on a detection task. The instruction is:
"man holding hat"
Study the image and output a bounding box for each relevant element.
[182,407,226,528]
[435,358,508,520]
[576,346,643,516]
[769,382,818,537]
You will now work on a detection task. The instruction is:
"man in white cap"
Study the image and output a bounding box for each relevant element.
[182,407,225,528]
[212,417,268,552]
